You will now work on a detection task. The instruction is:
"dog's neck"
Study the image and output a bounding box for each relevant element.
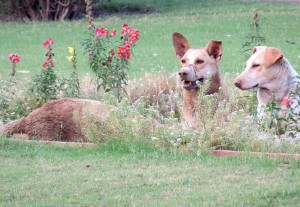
[206,70,222,94]
[257,58,298,107]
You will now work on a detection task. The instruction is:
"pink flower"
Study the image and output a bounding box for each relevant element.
[121,24,140,44]
[111,29,117,37]
[121,24,131,37]
[282,97,293,106]
[95,27,109,37]
[129,29,140,44]
[42,60,54,68]
[43,38,54,48]
[8,53,20,64]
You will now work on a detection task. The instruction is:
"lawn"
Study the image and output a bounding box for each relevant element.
[1,137,300,206]
[0,0,299,79]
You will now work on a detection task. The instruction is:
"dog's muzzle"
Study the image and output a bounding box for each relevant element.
[179,66,204,90]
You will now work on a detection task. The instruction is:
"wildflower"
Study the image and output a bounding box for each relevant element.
[109,49,115,58]
[95,27,109,37]
[111,29,117,37]
[118,41,131,60]
[8,53,20,64]
[121,24,140,45]
[43,38,54,48]
[66,56,75,62]
[282,96,293,106]
[8,53,20,77]
[42,61,48,68]
[108,49,115,63]
[121,24,131,37]
[67,47,75,62]
[68,47,75,55]
[42,60,54,68]
[129,29,140,44]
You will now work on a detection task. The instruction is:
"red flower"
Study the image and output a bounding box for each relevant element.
[118,41,131,60]
[282,97,293,106]
[121,24,131,37]
[43,38,54,48]
[42,60,54,68]
[111,29,117,37]
[109,49,115,58]
[50,60,54,67]
[129,29,140,44]
[108,49,115,63]
[8,53,20,64]
[95,27,109,37]
[42,61,47,68]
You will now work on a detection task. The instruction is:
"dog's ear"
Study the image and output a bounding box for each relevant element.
[252,46,266,54]
[206,40,222,62]
[172,32,190,59]
[264,47,283,68]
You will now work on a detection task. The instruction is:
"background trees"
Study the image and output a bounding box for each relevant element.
[9,0,86,21]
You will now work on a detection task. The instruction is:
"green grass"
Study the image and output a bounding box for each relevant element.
[1,137,300,206]
[0,0,299,79]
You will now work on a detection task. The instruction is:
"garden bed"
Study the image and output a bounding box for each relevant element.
[212,149,300,160]
[10,134,98,149]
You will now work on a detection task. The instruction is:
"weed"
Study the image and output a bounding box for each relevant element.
[241,9,267,116]
[61,46,81,98]
[28,38,60,106]
[8,53,20,77]
[242,9,267,57]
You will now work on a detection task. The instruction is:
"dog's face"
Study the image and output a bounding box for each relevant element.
[172,32,222,90]
[234,46,283,90]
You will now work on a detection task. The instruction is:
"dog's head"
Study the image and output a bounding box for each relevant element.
[172,32,222,90]
[234,46,283,90]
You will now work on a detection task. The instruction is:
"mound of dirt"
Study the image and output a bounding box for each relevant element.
[2,98,110,142]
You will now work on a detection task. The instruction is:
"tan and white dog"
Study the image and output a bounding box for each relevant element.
[172,32,225,124]
[234,46,299,116]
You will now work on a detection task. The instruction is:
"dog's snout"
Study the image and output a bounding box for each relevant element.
[234,79,241,88]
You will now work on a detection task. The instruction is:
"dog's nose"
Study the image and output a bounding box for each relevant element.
[178,68,188,77]
[178,71,188,76]
[234,79,241,88]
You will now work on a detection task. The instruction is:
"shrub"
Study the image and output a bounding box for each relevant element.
[0,77,32,123]
[258,76,300,138]
[82,92,154,144]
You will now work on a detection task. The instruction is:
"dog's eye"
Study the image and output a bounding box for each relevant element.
[196,59,204,64]
[252,64,260,68]
[181,59,186,64]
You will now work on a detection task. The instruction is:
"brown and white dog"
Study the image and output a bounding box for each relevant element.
[234,46,299,116]
[172,32,225,124]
